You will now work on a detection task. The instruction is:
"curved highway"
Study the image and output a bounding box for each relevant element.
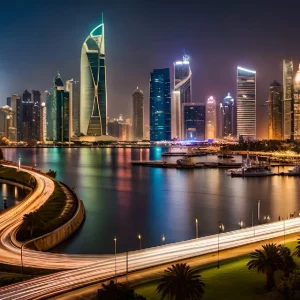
[0,166,298,299]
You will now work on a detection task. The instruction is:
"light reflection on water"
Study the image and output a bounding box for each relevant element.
[2,147,299,254]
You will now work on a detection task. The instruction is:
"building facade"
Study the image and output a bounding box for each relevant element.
[294,64,300,141]
[44,90,53,141]
[236,66,256,140]
[283,59,293,140]
[268,81,282,140]
[205,96,216,139]
[172,54,192,139]
[149,68,171,141]
[223,93,235,137]
[21,90,33,142]
[182,103,206,140]
[80,22,107,136]
[132,87,144,140]
[32,90,41,141]
[108,119,132,141]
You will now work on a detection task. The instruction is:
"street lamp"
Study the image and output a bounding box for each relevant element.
[218,222,224,269]
[162,234,165,245]
[239,219,244,229]
[195,218,198,238]
[113,236,117,283]
[137,234,142,250]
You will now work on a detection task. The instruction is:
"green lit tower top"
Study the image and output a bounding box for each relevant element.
[80,17,107,136]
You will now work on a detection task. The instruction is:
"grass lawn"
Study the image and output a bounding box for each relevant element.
[0,165,35,188]
[134,241,300,300]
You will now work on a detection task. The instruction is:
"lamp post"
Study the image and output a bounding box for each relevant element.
[195,218,198,239]
[218,222,224,269]
[137,234,142,250]
[239,219,243,229]
[113,236,117,283]
[162,234,165,245]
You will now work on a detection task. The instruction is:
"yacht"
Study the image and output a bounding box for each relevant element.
[286,164,300,175]
[231,166,274,177]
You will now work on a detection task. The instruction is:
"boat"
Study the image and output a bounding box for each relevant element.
[231,166,274,177]
[286,164,300,176]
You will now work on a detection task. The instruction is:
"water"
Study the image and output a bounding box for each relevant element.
[0,182,27,211]
[2,147,299,254]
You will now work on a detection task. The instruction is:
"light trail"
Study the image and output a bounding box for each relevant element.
[0,166,298,299]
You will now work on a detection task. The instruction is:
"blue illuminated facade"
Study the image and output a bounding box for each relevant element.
[150,68,171,141]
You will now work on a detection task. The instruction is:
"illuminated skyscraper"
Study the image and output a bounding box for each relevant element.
[172,54,192,139]
[21,90,33,142]
[205,96,216,139]
[132,87,144,140]
[293,64,300,140]
[44,90,53,140]
[267,81,282,140]
[149,68,171,141]
[223,93,235,137]
[283,59,293,140]
[32,90,41,141]
[80,22,107,136]
[237,66,256,140]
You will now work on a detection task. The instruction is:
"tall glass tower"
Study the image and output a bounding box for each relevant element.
[80,22,107,136]
[223,93,235,137]
[205,96,216,139]
[132,87,144,140]
[150,68,171,141]
[283,59,293,140]
[237,66,256,140]
[268,81,282,140]
[293,64,300,140]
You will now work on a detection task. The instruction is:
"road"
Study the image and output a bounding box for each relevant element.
[0,166,299,299]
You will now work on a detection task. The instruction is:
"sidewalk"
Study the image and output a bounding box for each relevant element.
[50,232,300,300]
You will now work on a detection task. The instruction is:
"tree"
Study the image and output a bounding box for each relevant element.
[22,212,45,239]
[97,280,146,300]
[156,263,205,300]
[278,245,296,277]
[46,169,56,178]
[247,243,284,290]
[293,236,300,258]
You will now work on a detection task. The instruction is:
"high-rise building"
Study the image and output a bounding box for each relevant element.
[63,92,69,141]
[21,90,33,142]
[172,54,192,139]
[65,79,80,137]
[40,102,46,143]
[108,118,132,141]
[205,96,216,139]
[44,90,53,140]
[149,68,171,141]
[293,64,300,141]
[237,66,256,140]
[0,106,14,139]
[32,90,41,141]
[267,81,282,140]
[132,87,144,140]
[9,94,21,141]
[223,93,235,137]
[6,97,11,106]
[80,22,107,136]
[182,103,206,140]
[283,59,293,140]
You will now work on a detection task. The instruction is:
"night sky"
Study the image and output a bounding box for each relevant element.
[1,0,300,138]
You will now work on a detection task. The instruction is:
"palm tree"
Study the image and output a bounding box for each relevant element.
[247,243,283,290]
[278,245,296,277]
[293,236,300,258]
[156,263,205,300]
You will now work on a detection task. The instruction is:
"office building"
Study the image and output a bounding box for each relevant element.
[283,59,293,140]
[6,97,11,106]
[223,93,235,137]
[182,103,206,140]
[268,81,282,140]
[0,106,14,140]
[63,92,70,141]
[32,90,41,141]
[149,68,171,141]
[172,54,192,139]
[108,118,132,141]
[21,90,33,142]
[132,87,144,140]
[80,22,107,136]
[9,94,21,141]
[236,66,256,140]
[294,64,300,141]
[205,96,216,139]
[65,79,80,137]
[43,90,53,140]
[40,102,46,143]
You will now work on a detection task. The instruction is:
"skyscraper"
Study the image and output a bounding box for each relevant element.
[223,93,235,137]
[65,79,80,137]
[21,90,33,142]
[44,90,53,140]
[283,59,293,140]
[80,22,107,136]
[205,96,216,139]
[149,68,171,141]
[40,102,46,143]
[9,94,21,141]
[32,90,41,141]
[182,103,206,140]
[293,64,300,140]
[268,81,282,140]
[172,54,192,139]
[236,66,256,140]
[132,87,144,140]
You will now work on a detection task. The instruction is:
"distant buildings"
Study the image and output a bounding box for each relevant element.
[80,22,107,136]
[182,103,206,140]
[268,81,282,140]
[108,115,132,140]
[132,87,144,140]
[283,59,293,140]
[21,90,33,142]
[293,64,300,141]
[32,90,41,141]
[172,55,192,139]
[149,68,171,141]
[236,66,256,140]
[222,93,235,138]
[205,96,216,139]
[44,90,53,141]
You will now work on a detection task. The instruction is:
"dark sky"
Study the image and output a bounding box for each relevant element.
[1,0,300,138]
